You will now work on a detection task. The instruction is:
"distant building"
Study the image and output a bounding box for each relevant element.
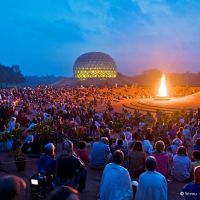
[73,52,117,80]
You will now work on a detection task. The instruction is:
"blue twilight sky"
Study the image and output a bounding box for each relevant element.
[0,0,200,76]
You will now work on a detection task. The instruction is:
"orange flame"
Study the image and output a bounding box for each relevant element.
[157,74,167,97]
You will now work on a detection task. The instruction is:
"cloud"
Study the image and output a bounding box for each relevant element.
[0,0,200,75]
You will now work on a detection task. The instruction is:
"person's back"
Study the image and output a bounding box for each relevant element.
[90,138,110,167]
[38,143,56,175]
[55,140,86,192]
[76,141,89,163]
[153,152,168,176]
[99,150,133,200]
[181,166,200,200]
[173,146,191,182]
[135,156,167,200]
[128,151,145,171]
[152,141,169,176]
[56,155,83,179]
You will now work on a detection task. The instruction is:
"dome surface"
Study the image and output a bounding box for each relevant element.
[73,52,117,80]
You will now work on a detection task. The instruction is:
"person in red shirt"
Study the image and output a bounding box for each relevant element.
[76,141,90,163]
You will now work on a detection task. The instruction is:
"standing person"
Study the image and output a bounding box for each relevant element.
[99,150,133,200]
[135,156,167,200]
[152,140,169,177]
[172,146,192,182]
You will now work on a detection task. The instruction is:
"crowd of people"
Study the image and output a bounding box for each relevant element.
[0,86,200,200]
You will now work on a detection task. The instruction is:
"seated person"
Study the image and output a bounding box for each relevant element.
[48,186,80,200]
[76,141,90,163]
[192,151,200,175]
[99,150,133,200]
[152,140,169,177]
[111,139,128,160]
[193,139,200,151]
[173,146,192,182]
[55,139,87,192]
[0,175,26,200]
[90,137,111,168]
[135,157,167,200]
[128,141,146,178]
[21,135,38,155]
[38,143,56,184]
[182,166,200,200]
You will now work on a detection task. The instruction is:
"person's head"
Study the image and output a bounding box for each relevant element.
[11,117,16,122]
[155,140,165,153]
[104,128,110,135]
[112,150,124,165]
[100,137,109,145]
[146,128,152,134]
[194,166,200,184]
[78,141,86,150]
[117,139,123,146]
[48,186,79,200]
[119,133,125,141]
[179,127,184,132]
[176,131,182,139]
[0,175,26,200]
[44,143,55,156]
[26,135,34,144]
[192,150,200,161]
[126,127,131,132]
[133,141,143,152]
[145,156,157,171]
[177,146,187,156]
[63,139,74,154]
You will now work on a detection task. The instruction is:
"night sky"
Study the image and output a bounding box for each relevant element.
[0,0,200,76]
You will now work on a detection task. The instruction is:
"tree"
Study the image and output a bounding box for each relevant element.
[0,64,25,87]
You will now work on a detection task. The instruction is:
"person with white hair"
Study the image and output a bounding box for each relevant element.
[55,139,87,192]
[38,143,56,179]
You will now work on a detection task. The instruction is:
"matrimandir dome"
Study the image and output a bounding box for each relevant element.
[73,52,117,80]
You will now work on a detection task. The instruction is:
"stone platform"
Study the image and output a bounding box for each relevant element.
[123,92,200,113]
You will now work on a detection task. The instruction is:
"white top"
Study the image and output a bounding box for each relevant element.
[99,163,133,200]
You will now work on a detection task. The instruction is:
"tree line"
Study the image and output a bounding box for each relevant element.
[0,64,25,87]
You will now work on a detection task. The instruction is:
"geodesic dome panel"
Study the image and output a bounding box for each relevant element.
[73,52,117,80]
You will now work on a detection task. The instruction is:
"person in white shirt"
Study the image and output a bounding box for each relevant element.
[135,156,167,200]
[99,150,133,200]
